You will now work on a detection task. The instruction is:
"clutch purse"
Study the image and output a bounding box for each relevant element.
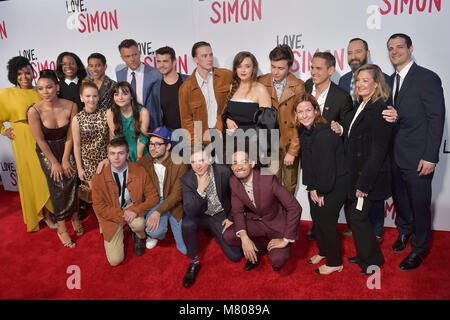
[78,184,92,203]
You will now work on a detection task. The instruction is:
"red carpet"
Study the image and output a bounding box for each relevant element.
[1,186,449,300]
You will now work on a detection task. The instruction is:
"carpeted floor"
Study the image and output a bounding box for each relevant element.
[1,186,449,300]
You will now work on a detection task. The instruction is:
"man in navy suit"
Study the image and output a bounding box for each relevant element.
[116,39,161,132]
[338,38,392,243]
[339,38,392,99]
[386,33,445,271]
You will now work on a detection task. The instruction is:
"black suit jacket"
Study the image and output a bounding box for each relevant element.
[343,98,393,200]
[181,163,232,220]
[305,79,353,124]
[392,62,445,170]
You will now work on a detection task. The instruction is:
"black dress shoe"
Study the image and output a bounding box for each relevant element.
[244,259,260,271]
[347,256,359,264]
[399,253,423,271]
[392,234,411,252]
[133,235,146,256]
[306,228,315,241]
[182,262,201,288]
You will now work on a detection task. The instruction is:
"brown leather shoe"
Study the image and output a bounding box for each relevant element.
[342,229,353,237]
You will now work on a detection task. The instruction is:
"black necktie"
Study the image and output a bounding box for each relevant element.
[113,170,127,208]
[394,73,400,107]
[130,72,137,96]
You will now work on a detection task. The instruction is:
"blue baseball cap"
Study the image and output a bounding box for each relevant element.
[145,126,172,143]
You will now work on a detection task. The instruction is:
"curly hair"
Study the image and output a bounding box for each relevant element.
[55,51,87,81]
[7,56,34,87]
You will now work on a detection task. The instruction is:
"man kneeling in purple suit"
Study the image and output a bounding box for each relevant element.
[223,148,302,271]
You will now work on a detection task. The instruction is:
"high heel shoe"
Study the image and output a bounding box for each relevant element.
[307,254,325,265]
[314,265,344,275]
[57,230,76,248]
[71,219,84,237]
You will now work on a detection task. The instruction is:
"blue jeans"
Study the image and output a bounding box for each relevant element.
[145,199,187,255]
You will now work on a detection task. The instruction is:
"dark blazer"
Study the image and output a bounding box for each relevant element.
[116,63,162,131]
[150,73,189,131]
[58,80,83,112]
[305,79,353,124]
[339,71,393,94]
[391,62,445,169]
[299,123,346,196]
[181,163,232,220]
[230,170,301,241]
[343,98,393,200]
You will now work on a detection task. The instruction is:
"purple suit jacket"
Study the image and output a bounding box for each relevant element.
[230,170,302,240]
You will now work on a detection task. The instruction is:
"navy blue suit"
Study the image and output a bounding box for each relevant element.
[391,62,445,257]
[116,63,162,132]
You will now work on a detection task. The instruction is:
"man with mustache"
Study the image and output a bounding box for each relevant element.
[223,148,301,272]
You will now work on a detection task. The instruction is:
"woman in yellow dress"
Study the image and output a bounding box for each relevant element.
[0,56,54,232]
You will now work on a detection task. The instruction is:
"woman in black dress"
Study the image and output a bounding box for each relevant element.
[28,70,81,248]
[295,93,347,275]
[222,51,273,164]
[332,64,392,275]
[55,52,87,112]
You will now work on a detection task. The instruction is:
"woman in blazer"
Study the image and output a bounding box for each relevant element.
[333,64,392,275]
[295,93,347,275]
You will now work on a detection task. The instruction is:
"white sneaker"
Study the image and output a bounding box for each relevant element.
[146,237,158,249]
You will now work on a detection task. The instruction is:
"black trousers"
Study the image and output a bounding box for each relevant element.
[346,198,385,270]
[182,211,243,262]
[309,175,347,267]
[392,163,433,256]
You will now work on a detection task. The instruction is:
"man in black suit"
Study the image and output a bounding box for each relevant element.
[180,146,242,288]
[305,52,353,240]
[386,33,445,271]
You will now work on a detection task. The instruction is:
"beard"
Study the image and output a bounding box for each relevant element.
[349,57,368,72]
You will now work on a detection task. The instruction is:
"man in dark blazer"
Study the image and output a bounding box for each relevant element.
[180,146,242,288]
[386,33,445,271]
[339,38,393,98]
[116,39,162,132]
[150,46,189,132]
[305,52,353,240]
[223,149,302,271]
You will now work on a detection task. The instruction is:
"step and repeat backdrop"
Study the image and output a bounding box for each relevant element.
[1,0,449,230]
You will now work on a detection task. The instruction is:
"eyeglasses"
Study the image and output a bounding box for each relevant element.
[149,142,167,148]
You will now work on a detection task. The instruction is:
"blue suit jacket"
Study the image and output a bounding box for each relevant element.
[390,62,445,170]
[338,70,393,93]
[150,73,189,131]
[116,63,162,131]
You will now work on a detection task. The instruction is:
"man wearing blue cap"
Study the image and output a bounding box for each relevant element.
[137,127,188,254]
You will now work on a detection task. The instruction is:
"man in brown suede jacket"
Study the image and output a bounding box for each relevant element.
[179,41,232,145]
[92,137,159,266]
[258,45,305,194]
[137,127,188,254]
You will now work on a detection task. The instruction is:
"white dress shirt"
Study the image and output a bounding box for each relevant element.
[153,161,166,198]
[64,77,79,85]
[311,82,331,113]
[127,63,145,105]
[195,69,218,129]
[392,59,414,102]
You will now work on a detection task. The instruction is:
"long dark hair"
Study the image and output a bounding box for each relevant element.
[110,81,141,139]
[56,51,87,81]
[226,51,259,103]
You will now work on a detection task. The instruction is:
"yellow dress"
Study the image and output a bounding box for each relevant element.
[0,87,53,232]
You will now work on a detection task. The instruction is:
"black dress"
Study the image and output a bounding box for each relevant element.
[58,80,83,112]
[35,115,78,221]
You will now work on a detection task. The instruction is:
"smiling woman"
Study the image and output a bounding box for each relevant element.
[0,56,54,232]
